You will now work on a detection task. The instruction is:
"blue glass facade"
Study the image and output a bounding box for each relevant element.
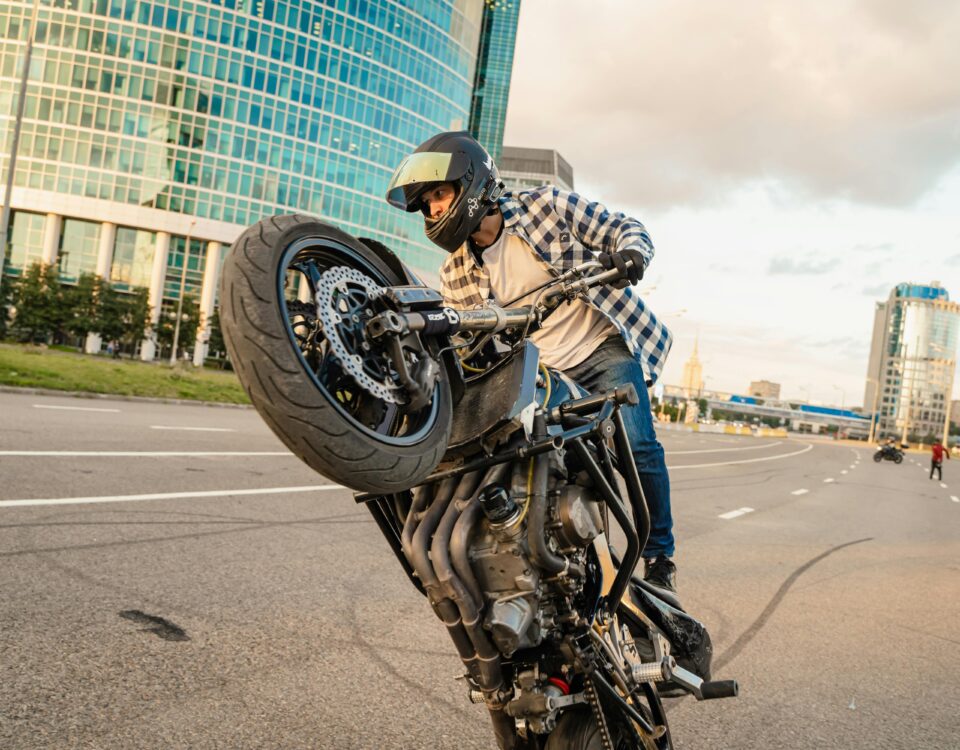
[468,0,520,162]
[1,0,494,276]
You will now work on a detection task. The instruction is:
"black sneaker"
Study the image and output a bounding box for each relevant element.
[644,555,677,592]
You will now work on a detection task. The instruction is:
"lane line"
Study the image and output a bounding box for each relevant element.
[940,483,948,489]
[718,507,754,520]
[841,470,848,475]
[824,477,835,483]
[0,484,343,508]
[952,496,959,503]
[668,442,782,455]
[150,426,236,432]
[791,489,809,496]
[32,404,120,413]
[669,443,814,470]
[0,451,292,457]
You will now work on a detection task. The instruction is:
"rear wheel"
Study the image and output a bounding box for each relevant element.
[873,452,883,463]
[894,453,903,464]
[219,214,451,493]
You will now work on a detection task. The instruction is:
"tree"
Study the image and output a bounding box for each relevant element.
[156,293,200,360]
[205,307,232,368]
[63,272,107,344]
[0,273,13,340]
[10,262,64,344]
[100,286,151,355]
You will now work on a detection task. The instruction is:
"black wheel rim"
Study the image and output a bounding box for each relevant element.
[277,236,441,446]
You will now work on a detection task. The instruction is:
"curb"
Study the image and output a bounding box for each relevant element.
[0,385,253,409]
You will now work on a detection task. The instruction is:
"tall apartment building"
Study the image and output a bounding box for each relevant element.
[1,0,520,360]
[499,145,574,192]
[749,380,781,400]
[864,282,960,439]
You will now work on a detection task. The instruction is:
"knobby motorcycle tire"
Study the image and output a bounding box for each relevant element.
[219,214,452,494]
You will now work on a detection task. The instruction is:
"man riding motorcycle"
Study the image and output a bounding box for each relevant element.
[386,131,678,591]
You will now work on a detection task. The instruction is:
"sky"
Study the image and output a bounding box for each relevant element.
[502,0,960,406]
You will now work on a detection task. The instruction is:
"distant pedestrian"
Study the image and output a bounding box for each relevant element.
[111,339,121,359]
[106,340,114,357]
[930,440,950,481]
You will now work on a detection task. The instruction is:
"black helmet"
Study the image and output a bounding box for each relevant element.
[386,131,504,253]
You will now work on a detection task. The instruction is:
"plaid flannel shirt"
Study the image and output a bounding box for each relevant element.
[439,186,672,385]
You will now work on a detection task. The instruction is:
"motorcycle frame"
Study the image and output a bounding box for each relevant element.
[356,387,651,618]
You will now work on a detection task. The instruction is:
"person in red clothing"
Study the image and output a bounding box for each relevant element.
[930,440,950,480]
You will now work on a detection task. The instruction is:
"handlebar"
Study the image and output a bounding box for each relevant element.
[366,258,637,341]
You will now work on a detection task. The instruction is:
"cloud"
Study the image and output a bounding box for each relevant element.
[767,256,841,275]
[505,0,960,209]
[862,282,892,296]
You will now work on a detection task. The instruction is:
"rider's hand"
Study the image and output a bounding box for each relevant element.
[598,248,645,285]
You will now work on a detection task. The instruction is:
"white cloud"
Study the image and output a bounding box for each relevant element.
[505,0,960,209]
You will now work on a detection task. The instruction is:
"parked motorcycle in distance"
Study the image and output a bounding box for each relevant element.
[218,215,739,749]
[873,444,904,464]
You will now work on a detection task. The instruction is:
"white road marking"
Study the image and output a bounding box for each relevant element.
[668,443,814,470]
[669,442,781,455]
[0,484,343,508]
[841,470,848,475]
[824,477,835,483]
[32,404,120,413]
[791,489,809,496]
[150,425,236,432]
[849,465,856,469]
[0,451,292,457]
[951,496,959,503]
[940,483,948,489]
[718,507,755,520]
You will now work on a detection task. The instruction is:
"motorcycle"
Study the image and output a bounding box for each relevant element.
[218,215,739,749]
[873,445,904,464]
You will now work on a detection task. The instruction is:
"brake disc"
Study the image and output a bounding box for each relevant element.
[314,266,403,404]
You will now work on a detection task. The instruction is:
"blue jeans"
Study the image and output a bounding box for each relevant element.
[563,337,675,558]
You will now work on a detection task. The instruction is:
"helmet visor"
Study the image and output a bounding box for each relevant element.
[385,151,470,211]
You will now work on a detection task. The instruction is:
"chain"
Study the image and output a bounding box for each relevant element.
[585,676,615,750]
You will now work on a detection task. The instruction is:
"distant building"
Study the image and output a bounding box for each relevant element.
[680,338,704,398]
[499,146,574,192]
[952,400,960,427]
[864,282,960,440]
[749,380,781,399]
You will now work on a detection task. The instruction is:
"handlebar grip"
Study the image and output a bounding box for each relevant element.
[699,680,739,700]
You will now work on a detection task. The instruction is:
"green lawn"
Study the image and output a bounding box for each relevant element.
[0,343,250,404]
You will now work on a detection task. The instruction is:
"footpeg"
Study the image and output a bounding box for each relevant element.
[670,664,739,701]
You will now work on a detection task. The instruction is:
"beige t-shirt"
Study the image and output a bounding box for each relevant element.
[480,230,616,370]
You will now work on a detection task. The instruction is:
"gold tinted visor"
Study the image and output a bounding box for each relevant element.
[385,151,467,211]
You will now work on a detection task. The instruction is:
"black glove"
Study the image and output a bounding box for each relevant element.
[598,248,645,285]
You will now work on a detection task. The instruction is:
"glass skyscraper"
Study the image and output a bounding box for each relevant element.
[1,0,519,360]
[864,282,960,441]
[468,0,519,162]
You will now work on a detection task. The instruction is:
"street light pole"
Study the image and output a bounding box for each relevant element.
[942,361,954,448]
[0,0,41,264]
[169,220,196,365]
[866,377,881,444]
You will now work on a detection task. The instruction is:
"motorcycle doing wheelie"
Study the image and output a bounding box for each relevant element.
[873,444,904,464]
[218,215,739,749]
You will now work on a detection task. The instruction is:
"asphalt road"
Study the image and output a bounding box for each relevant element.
[1,391,958,749]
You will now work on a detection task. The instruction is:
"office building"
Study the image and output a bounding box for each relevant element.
[468,0,521,162]
[1,0,519,360]
[499,146,574,192]
[749,380,781,400]
[863,282,960,440]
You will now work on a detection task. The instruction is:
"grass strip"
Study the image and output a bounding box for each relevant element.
[0,343,250,404]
